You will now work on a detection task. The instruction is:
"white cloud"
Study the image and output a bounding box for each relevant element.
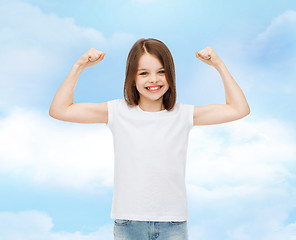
[0,1,295,239]
[0,0,136,111]
[0,106,296,239]
[1,206,296,240]
[255,10,296,43]
[0,211,113,240]
[0,211,53,234]
[186,117,296,240]
[0,107,114,192]
[187,9,296,104]
[252,10,296,70]
[187,118,296,188]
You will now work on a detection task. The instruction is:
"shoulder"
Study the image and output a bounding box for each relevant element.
[175,102,195,128]
[108,98,124,104]
[177,102,194,112]
[108,99,136,113]
[107,99,125,108]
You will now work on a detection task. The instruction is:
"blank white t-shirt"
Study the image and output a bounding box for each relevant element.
[105,99,194,221]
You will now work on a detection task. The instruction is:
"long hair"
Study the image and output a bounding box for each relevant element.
[123,38,177,110]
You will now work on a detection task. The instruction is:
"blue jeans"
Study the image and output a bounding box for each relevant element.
[113,219,189,240]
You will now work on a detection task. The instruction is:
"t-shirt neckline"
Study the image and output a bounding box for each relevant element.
[137,105,167,114]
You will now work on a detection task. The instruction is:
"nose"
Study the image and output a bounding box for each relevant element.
[149,73,158,83]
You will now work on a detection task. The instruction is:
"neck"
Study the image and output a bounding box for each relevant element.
[138,100,165,112]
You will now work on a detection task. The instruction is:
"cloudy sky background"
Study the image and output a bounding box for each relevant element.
[0,0,296,239]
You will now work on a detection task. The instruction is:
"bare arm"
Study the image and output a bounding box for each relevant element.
[193,47,250,126]
[49,63,84,116]
[215,62,250,115]
[49,48,108,123]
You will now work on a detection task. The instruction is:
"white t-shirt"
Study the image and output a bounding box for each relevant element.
[105,99,194,221]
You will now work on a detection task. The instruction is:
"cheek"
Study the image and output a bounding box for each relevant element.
[165,83,171,91]
[136,79,146,87]
[164,80,169,88]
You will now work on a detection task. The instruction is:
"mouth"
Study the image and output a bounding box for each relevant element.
[145,85,163,92]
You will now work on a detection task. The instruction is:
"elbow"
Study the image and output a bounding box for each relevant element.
[241,107,250,118]
[49,111,60,120]
[245,105,251,115]
[49,107,68,120]
[236,106,250,119]
[49,108,55,117]
[49,110,56,119]
[49,108,59,119]
[49,103,55,117]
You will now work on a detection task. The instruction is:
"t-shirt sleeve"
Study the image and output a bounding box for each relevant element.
[180,102,195,131]
[106,99,121,130]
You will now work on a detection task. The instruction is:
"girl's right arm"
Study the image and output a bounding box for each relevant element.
[49,48,108,124]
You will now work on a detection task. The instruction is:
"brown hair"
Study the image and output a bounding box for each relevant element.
[123,38,177,111]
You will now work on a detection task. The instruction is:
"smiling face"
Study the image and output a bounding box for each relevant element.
[135,53,170,108]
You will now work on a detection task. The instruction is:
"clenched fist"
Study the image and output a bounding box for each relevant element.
[76,48,106,69]
[195,46,223,68]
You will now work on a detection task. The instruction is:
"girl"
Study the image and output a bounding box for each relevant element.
[49,38,250,240]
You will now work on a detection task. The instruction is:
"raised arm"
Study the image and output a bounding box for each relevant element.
[49,48,108,124]
[193,46,250,126]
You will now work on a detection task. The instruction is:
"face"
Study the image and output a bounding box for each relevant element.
[135,53,169,105]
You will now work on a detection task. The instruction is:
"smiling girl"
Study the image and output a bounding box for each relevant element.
[49,38,250,240]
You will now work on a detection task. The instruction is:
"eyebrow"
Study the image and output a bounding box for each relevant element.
[137,67,164,71]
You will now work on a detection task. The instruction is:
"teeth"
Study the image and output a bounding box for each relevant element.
[147,86,161,90]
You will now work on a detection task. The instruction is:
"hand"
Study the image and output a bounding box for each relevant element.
[195,46,224,68]
[75,48,106,69]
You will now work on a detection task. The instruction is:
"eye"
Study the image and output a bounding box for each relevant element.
[139,70,165,76]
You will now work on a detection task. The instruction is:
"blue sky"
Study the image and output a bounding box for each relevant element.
[0,0,296,239]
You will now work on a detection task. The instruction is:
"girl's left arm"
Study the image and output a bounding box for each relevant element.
[193,46,250,126]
